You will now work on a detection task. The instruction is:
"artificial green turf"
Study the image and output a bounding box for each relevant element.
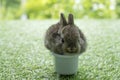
[0,20,120,80]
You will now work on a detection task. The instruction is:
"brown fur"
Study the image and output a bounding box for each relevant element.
[44,13,87,55]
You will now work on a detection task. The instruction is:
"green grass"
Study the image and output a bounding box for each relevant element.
[0,20,120,80]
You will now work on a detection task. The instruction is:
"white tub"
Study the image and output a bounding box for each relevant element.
[52,53,80,75]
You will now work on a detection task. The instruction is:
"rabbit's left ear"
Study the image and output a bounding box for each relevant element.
[60,13,67,26]
[68,13,74,25]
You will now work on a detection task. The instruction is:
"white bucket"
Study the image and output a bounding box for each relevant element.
[52,53,80,75]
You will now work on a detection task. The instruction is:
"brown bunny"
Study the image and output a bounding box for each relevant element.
[58,14,87,55]
[44,13,87,55]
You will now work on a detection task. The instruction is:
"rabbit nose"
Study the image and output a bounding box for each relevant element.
[73,47,77,51]
[67,47,77,53]
[67,48,72,52]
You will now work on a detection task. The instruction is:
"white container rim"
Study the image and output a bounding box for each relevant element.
[52,53,80,58]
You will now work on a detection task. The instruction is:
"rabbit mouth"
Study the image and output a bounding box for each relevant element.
[63,46,81,54]
[64,48,78,54]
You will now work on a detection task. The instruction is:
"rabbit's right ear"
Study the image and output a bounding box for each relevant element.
[68,13,74,25]
[60,13,67,26]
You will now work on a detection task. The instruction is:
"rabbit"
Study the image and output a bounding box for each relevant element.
[44,13,67,55]
[44,13,87,55]
[58,14,87,55]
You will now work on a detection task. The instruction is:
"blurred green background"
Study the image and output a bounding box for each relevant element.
[0,0,120,20]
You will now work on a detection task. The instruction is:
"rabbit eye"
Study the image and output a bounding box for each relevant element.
[62,38,64,43]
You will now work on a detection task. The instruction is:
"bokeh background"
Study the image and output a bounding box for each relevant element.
[0,0,120,20]
[0,0,120,79]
